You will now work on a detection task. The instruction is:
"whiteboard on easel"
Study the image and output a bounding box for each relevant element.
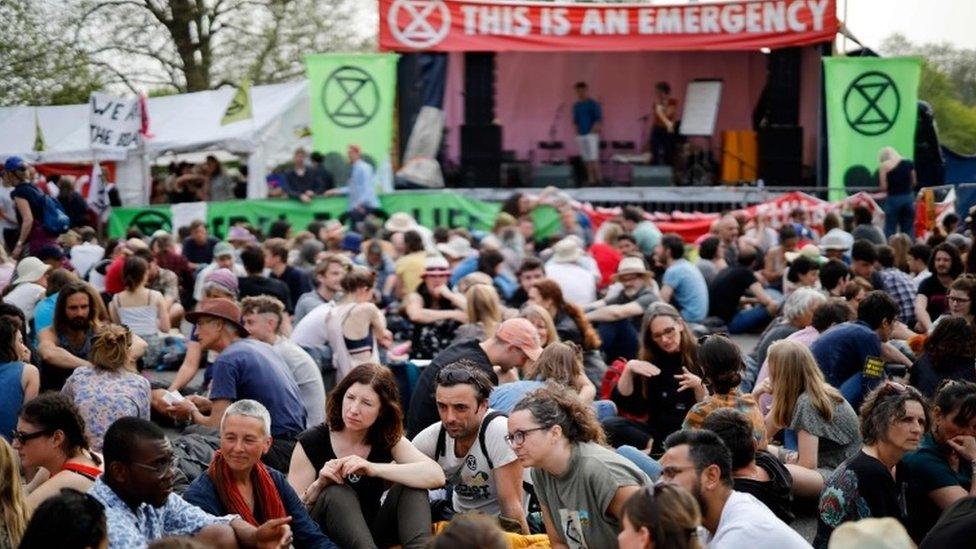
[679,80,723,137]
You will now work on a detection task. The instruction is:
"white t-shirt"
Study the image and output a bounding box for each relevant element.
[412,412,520,515]
[291,302,332,347]
[3,282,46,322]
[71,242,105,280]
[704,491,810,549]
[0,187,17,231]
[544,262,597,305]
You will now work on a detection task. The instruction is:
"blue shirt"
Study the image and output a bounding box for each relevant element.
[209,338,307,437]
[810,321,883,401]
[184,467,337,549]
[573,99,602,135]
[33,292,57,343]
[662,259,709,323]
[0,361,25,442]
[489,380,545,414]
[449,255,480,287]
[89,477,234,549]
[347,159,379,210]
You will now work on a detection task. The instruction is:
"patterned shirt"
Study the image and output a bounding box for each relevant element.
[89,477,235,549]
[879,267,917,327]
[682,390,768,448]
[61,366,152,453]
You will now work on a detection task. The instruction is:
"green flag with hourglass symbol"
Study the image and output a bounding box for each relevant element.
[824,57,920,200]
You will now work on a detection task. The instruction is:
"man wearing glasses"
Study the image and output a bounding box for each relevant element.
[89,417,293,548]
[413,362,530,534]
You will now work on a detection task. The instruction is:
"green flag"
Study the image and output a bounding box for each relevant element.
[220,78,252,126]
[824,57,921,200]
[33,109,45,151]
[306,53,399,165]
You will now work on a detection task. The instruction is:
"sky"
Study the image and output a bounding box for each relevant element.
[838,0,976,52]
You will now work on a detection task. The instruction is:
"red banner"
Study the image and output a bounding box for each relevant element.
[380,0,837,52]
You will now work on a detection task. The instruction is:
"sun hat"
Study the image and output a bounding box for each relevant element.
[422,255,452,277]
[125,237,148,252]
[227,226,256,243]
[786,244,825,265]
[204,268,239,296]
[550,237,583,263]
[213,241,234,258]
[13,257,50,286]
[820,229,854,252]
[827,517,913,549]
[612,256,652,280]
[437,236,476,259]
[385,212,419,233]
[495,318,543,362]
[186,297,249,337]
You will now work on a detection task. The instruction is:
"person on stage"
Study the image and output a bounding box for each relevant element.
[650,81,678,166]
[572,82,603,185]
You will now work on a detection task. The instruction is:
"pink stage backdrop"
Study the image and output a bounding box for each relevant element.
[443,48,821,171]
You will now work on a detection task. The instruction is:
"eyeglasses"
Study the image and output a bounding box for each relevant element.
[130,455,178,479]
[10,429,52,445]
[651,326,679,341]
[504,426,549,446]
[949,296,971,303]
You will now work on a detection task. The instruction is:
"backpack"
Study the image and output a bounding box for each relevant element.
[435,410,507,469]
[41,193,70,234]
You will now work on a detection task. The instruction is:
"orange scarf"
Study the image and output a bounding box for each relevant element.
[208,450,286,526]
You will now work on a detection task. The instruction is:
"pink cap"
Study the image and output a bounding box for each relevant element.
[495,318,543,362]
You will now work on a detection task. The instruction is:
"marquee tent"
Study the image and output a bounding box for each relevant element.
[0,81,310,205]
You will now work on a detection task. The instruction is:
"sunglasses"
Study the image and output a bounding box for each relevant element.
[130,455,178,479]
[11,429,52,445]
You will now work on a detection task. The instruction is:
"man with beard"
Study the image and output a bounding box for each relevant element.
[37,281,145,391]
[915,242,964,332]
[656,233,708,324]
[659,429,808,548]
[90,417,293,548]
[584,256,659,361]
[412,362,529,533]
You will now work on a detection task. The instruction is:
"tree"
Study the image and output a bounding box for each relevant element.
[0,1,102,106]
[882,34,976,154]
[76,0,372,94]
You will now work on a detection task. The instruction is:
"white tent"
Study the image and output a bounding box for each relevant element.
[0,81,311,205]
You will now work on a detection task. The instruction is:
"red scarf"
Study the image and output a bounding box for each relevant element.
[208,450,286,526]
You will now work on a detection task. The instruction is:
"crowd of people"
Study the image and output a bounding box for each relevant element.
[1,152,976,549]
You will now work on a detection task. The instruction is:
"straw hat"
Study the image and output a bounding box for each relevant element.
[820,229,854,252]
[828,517,913,549]
[13,257,51,286]
[437,236,475,259]
[422,255,452,277]
[551,237,583,263]
[385,212,419,233]
[612,256,652,280]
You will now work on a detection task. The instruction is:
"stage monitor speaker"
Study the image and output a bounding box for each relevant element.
[632,165,674,187]
[531,164,573,188]
[461,124,502,186]
[759,125,803,186]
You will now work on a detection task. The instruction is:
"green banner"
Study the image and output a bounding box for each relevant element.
[306,53,399,164]
[824,57,921,200]
[108,192,560,242]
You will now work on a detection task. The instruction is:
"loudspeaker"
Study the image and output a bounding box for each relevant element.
[461,124,502,186]
[464,53,496,125]
[632,165,674,187]
[759,125,803,185]
[765,48,801,126]
[531,164,573,188]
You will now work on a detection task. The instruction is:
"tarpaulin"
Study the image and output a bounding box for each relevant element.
[380,0,837,53]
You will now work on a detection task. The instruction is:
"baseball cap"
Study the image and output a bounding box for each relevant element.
[213,241,234,258]
[495,318,543,362]
[3,156,26,172]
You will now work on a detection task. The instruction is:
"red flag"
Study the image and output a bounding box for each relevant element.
[139,92,154,138]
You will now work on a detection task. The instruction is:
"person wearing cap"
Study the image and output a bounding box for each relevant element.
[193,241,246,302]
[437,235,476,272]
[583,256,661,362]
[6,156,57,258]
[404,255,467,361]
[294,254,350,324]
[412,362,530,533]
[385,212,436,252]
[544,237,599,305]
[263,238,313,312]
[181,220,220,270]
[2,257,51,324]
[338,232,363,259]
[394,230,429,297]
[406,317,543,438]
[324,145,380,224]
[165,297,307,472]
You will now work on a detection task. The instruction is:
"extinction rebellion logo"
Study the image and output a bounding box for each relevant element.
[321,66,380,129]
[843,71,900,136]
[388,0,451,49]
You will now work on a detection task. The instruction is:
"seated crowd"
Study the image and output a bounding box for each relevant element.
[2,166,976,549]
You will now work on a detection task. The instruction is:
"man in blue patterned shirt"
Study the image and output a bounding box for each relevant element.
[90,417,293,549]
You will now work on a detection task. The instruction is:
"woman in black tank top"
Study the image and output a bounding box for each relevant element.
[286,364,445,549]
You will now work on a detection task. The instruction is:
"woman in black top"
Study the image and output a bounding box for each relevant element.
[287,363,444,549]
[601,303,704,454]
[910,316,976,398]
[879,146,917,240]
